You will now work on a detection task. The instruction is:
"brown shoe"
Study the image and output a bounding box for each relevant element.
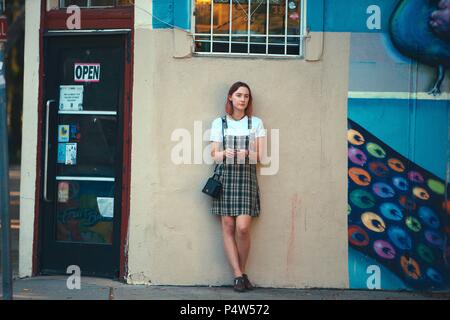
[233,276,246,292]
[242,274,254,290]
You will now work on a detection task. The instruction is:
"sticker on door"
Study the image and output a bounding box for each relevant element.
[59,85,84,111]
[58,125,70,142]
[58,143,77,165]
[58,182,70,203]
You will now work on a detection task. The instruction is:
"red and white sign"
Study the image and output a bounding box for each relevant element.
[74,63,101,83]
[0,16,7,42]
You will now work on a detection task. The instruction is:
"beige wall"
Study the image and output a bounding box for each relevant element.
[19,0,42,278]
[127,24,350,287]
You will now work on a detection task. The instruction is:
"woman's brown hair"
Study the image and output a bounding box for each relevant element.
[225,81,253,117]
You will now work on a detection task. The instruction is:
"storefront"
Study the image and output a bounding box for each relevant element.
[22,0,134,279]
[20,0,449,290]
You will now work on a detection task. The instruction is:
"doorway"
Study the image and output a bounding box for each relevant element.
[39,33,129,278]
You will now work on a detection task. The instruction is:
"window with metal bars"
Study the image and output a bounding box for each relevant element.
[194,0,305,57]
[59,0,131,8]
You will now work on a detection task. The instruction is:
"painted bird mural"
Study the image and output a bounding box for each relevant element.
[389,0,450,95]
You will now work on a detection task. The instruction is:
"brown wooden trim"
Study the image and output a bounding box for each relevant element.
[44,7,134,30]
[119,28,134,281]
[33,0,48,277]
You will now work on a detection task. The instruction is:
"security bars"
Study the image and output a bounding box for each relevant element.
[194,0,306,57]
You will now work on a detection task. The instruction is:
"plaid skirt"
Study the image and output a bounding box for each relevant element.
[210,163,261,217]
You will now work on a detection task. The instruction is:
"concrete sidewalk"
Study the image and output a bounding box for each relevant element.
[1,276,449,300]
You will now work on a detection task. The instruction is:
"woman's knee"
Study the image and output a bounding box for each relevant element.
[236,223,250,237]
[221,216,236,235]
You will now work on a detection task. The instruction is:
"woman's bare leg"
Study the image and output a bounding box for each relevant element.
[235,215,252,274]
[221,216,243,277]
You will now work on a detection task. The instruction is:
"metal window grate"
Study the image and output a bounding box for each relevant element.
[59,0,130,8]
[193,0,306,57]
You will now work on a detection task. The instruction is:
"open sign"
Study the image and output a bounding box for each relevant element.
[74,63,101,83]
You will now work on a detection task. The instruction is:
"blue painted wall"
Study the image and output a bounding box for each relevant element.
[153,0,399,32]
[308,0,397,32]
[152,0,190,30]
[348,98,449,181]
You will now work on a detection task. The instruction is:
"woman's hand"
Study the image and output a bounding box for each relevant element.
[248,150,257,163]
[236,149,248,161]
[224,148,236,159]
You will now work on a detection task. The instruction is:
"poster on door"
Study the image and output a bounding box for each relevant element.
[59,85,83,111]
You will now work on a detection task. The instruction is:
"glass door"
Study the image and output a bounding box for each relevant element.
[40,34,127,278]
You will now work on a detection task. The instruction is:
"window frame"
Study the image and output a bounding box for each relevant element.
[191,0,307,58]
[59,0,127,9]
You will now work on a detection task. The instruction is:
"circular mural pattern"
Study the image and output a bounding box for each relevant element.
[427,179,445,195]
[374,240,396,259]
[405,216,422,233]
[368,161,389,178]
[413,187,430,201]
[399,195,416,210]
[348,225,370,247]
[350,189,376,209]
[425,230,444,248]
[348,147,368,166]
[426,268,443,284]
[349,167,371,186]
[380,202,404,221]
[366,142,386,159]
[417,244,435,264]
[373,182,395,198]
[388,226,412,250]
[400,256,421,280]
[408,171,425,184]
[392,176,409,191]
[418,207,440,229]
[361,212,386,233]
[388,158,406,173]
[348,129,365,146]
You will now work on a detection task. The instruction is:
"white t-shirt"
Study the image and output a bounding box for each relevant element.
[209,115,266,142]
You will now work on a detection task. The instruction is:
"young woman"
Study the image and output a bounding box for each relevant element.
[209,81,266,292]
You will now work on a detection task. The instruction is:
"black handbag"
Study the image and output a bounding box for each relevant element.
[202,172,222,198]
[202,117,226,198]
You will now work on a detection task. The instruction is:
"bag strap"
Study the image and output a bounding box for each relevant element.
[213,116,227,174]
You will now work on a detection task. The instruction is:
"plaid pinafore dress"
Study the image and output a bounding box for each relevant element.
[211,116,261,217]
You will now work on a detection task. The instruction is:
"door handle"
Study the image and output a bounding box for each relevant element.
[44,99,55,202]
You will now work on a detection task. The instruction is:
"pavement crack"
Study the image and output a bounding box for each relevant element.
[108,287,115,300]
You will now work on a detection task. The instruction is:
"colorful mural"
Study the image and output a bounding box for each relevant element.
[389,0,450,94]
[348,0,450,291]
[348,120,449,290]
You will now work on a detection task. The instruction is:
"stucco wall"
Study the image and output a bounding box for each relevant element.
[19,0,41,278]
[127,25,350,287]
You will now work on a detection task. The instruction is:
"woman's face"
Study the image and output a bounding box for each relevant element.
[229,86,250,112]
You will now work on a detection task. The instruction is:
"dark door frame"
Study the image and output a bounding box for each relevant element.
[33,2,134,280]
